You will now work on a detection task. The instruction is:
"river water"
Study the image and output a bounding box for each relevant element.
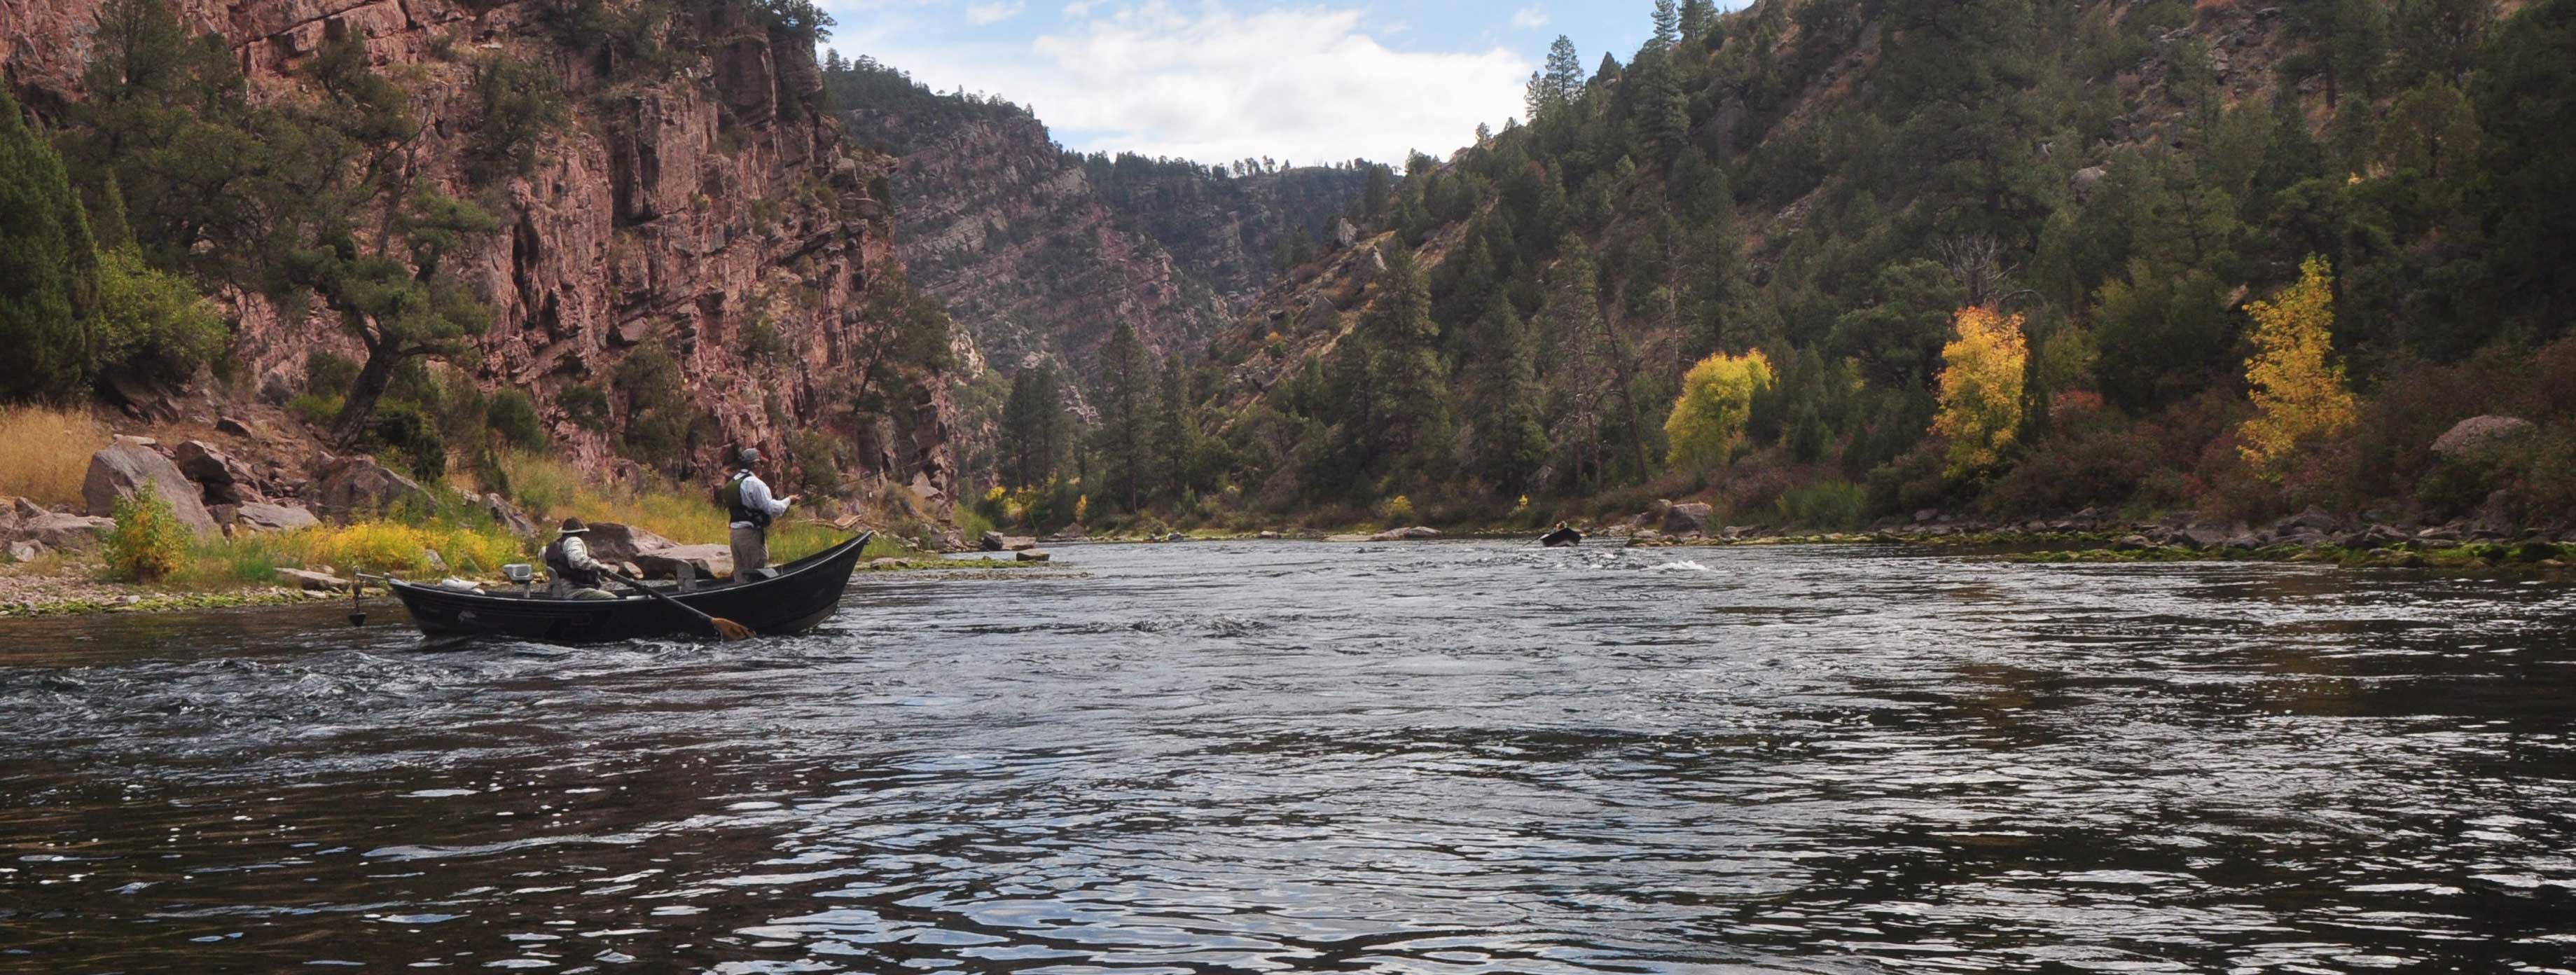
[3,541,2572,973]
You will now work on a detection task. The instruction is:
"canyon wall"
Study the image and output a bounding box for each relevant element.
[4,0,958,497]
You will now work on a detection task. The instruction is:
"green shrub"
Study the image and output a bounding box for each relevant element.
[370,402,446,482]
[558,383,610,431]
[305,350,361,394]
[485,388,547,449]
[106,491,188,583]
[287,392,343,428]
[91,247,226,384]
[1775,480,1868,530]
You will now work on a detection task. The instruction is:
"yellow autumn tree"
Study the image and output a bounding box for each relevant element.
[1930,306,2028,480]
[2238,255,2357,477]
[1665,350,1776,474]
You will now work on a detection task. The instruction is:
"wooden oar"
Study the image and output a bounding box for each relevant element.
[605,571,754,642]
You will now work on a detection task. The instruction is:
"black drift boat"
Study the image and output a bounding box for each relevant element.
[385,532,873,644]
[1540,526,1584,547]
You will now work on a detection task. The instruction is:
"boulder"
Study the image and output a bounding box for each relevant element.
[1257,530,1282,539]
[83,440,219,535]
[172,440,261,505]
[1016,548,1051,562]
[581,523,681,564]
[1042,524,1089,542]
[1663,502,1714,537]
[12,497,44,521]
[1370,526,1439,541]
[1005,536,1039,551]
[2273,508,2339,534]
[7,540,43,563]
[2432,415,2536,459]
[2179,525,2236,550]
[2114,534,2156,551]
[1332,218,1359,248]
[233,503,321,534]
[483,494,536,539]
[215,416,256,438]
[275,568,349,593]
[635,544,734,581]
[1324,533,1373,543]
[16,513,113,551]
[980,530,1007,552]
[310,457,433,519]
[864,558,906,570]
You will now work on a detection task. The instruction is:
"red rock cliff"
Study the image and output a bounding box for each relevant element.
[3,0,958,498]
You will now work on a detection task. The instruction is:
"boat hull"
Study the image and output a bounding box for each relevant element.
[385,533,872,644]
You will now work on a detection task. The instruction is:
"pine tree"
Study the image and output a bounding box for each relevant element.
[1092,322,1155,512]
[1360,247,1454,492]
[0,88,101,403]
[1680,0,1718,41]
[1466,298,1550,495]
[999,364,1065,490]
[1651,0,1682,50]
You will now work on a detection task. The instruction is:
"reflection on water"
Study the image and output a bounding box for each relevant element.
[3,543,2573,972]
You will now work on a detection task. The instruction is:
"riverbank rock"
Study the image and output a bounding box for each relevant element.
[7,540,41,562]
[10,512,111,551]
[979,530,1007,551]
[275,568,349,593]
[233,502,321,534]
[1258,530,1281,539]
[172,441,261,505]
[310,457,433,519]
[1003,536,1039,551]
[1016,549,1051,562]
[1044,524,1088,542]
[1663,503,1713,537]
[83,440,219,535]
[478,495,533,539]
[1370,526,1439,541]
[635,544,733,581]
[581,523,680,564]
[1324,533,1373,543]
[2432,415,2535,458]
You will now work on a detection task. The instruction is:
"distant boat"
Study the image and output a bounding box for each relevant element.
[385,533,873,644]
[1540,527,1583,547]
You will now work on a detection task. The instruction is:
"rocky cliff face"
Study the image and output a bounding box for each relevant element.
[4,0,958,497]
[831,64,1366,393]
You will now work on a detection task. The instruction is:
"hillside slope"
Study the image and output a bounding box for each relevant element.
[1166,0,2572,534]
[827,58,1367,391]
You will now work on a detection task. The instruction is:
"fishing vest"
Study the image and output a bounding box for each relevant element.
[718,471,770,529]
[542,537,604,589]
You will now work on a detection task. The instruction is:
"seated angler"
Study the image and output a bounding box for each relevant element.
[543,517,619,600]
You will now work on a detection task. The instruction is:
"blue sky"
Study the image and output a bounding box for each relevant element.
[822,1,1719,167]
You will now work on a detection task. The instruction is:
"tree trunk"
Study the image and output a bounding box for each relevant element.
[331,345,401,447]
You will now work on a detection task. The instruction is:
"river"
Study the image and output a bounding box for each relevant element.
[3,541,2572,973]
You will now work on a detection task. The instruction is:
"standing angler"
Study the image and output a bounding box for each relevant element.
[719,448,798,578]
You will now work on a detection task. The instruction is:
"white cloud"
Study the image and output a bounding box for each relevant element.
[1510,6,1547,29]
[1061,0,1099,16]
[966,0,1026,25]
[858,2,1530,166]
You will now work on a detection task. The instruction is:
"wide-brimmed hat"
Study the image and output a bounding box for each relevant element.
[559,517,590,534]
[737,446,761,466]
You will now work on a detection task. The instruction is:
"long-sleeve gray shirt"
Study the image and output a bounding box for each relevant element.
[729,472,790,530]
[558,535,611,573]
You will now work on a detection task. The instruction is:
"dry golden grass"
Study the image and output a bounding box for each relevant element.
[0,406,109,508]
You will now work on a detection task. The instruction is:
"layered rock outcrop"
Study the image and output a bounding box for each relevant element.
[4,0,958,498]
